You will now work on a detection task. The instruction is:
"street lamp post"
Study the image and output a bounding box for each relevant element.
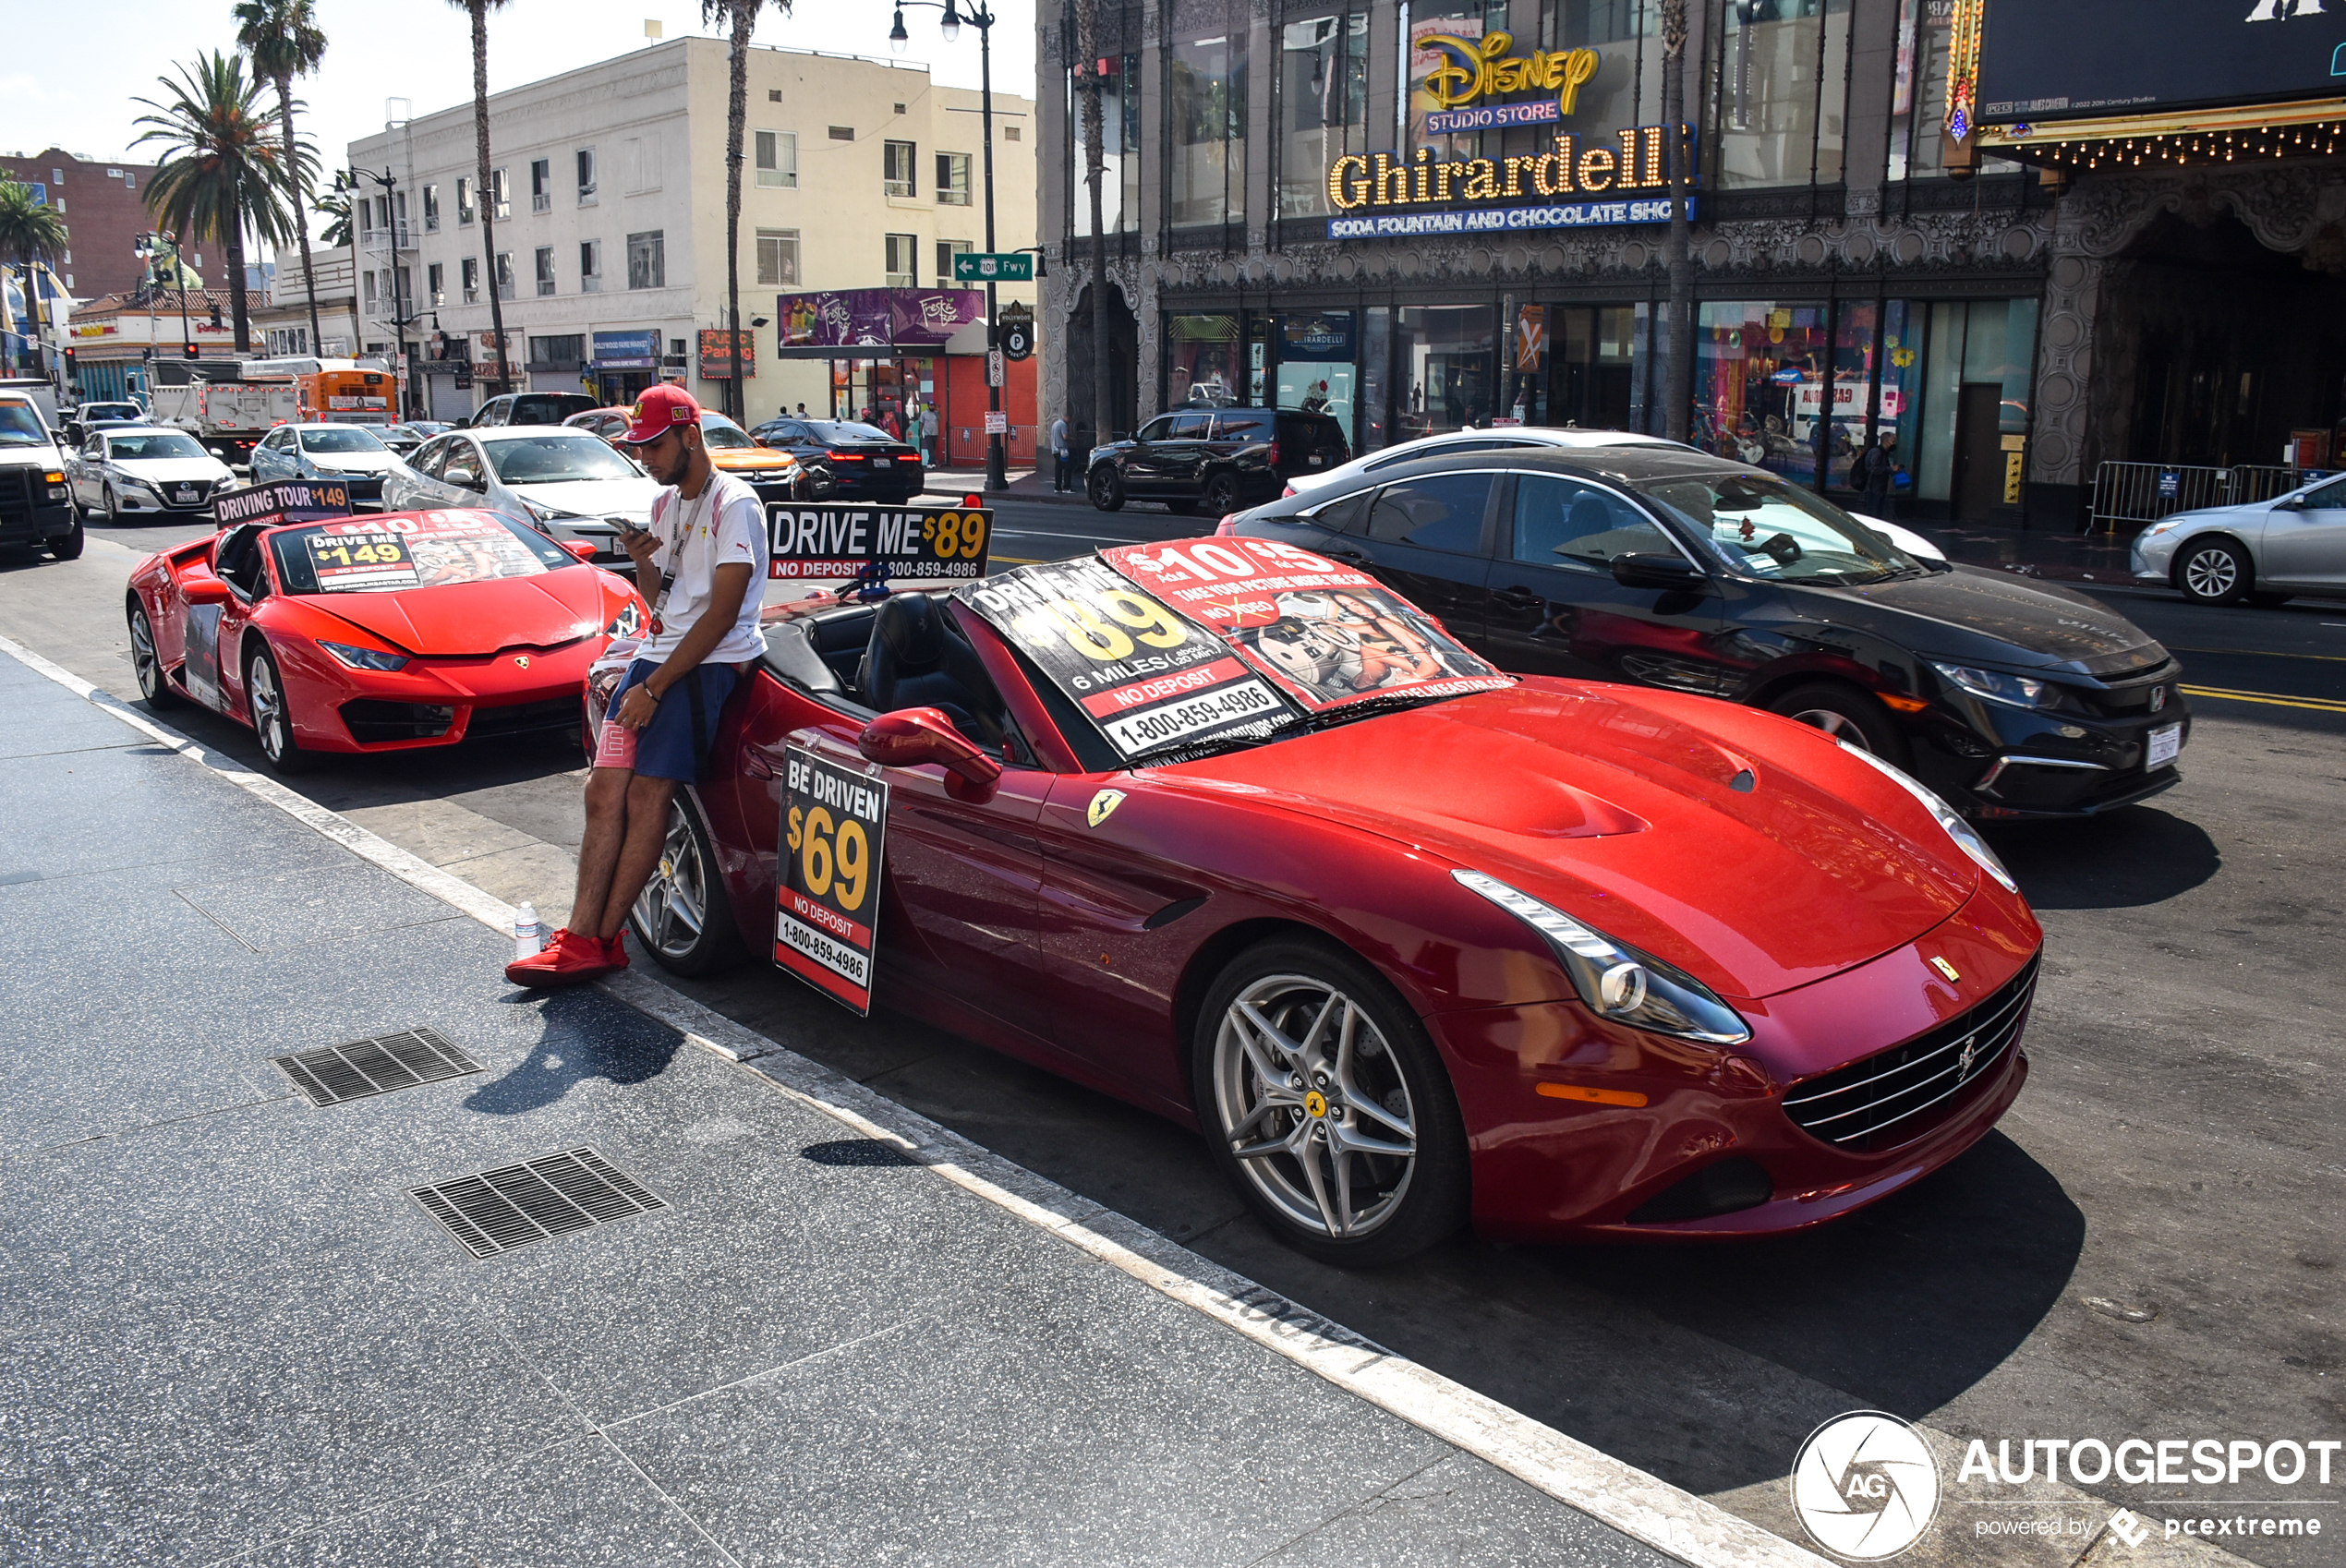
[336,166,418,418]
[892,0,1007,492]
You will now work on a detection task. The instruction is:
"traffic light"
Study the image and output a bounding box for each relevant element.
[185,343,199,358]
[209,302,223,330]
[61,347,76,375]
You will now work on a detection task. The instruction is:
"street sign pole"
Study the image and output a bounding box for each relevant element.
[979,11,1005,493]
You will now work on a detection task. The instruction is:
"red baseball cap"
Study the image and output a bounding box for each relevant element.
[615,382,702,443]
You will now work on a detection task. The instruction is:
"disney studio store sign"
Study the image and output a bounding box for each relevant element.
[1324,30,1697,240]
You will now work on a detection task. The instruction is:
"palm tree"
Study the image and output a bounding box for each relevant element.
[134,51,300,355]
[1661,0,1693,443]
[703,0,787,423]
[0,177,69,381]
[312,190,351,250]
[448,0,516,398]
[235,0,329,357]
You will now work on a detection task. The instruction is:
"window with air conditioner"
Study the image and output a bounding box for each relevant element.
[576,147,596,204]
[884,233,917,288]
[535,247,556,296]
[530,158,551,212]
[626,231,664,290]
[490,168,511,220]
[755,130,796,189]
[883,139,916,198]
[756,229,800,287]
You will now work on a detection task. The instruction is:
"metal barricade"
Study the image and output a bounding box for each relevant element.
[2087,461,2316,533]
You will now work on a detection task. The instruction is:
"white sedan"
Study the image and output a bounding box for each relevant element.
[2132,472,2346,605]
[381,427,661,561]
[67,427,237,522]
[1273,425,1946,562]
[248,423,405,510]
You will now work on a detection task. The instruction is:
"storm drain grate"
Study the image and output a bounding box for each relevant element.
[272,1028,483,1108]
[407,1147,667,1260]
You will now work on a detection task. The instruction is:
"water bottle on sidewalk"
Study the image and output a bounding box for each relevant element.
[514,901,544,959]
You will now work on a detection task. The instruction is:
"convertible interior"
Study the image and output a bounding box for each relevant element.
[759,595,1016,752]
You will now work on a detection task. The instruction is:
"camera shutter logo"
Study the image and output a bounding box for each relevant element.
[1790,1411,1941,1559]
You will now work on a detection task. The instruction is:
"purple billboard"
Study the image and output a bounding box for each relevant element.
[776,289,983,351]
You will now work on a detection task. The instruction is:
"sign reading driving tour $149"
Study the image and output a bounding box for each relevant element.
[766,502,991,581]
[775,745,888,1016]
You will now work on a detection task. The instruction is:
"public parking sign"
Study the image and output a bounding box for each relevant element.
[952,252,1034,283]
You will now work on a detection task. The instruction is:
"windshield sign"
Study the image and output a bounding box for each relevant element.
[275,510,566,594]
[1103,538,1510,715]
[1638,475,1914,584]
[958,558,1299,761]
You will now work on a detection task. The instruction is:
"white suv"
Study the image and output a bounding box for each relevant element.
[0,392,79,561]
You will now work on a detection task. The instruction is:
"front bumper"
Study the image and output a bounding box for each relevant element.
[1902,680,2191,819]
[1437,885,2041,1243]
[1,501,73,546]
[273,634,607,754]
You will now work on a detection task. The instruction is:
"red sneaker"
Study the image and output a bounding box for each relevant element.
[602,931,631,971]
[504,928,623,988]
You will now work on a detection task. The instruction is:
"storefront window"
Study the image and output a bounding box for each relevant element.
[1714,0,1852,190]
[1906,298,2037,508]
[1170,25,1246,228]
[1694,299,1832,485]
[1545,0,1662,155]
[1277,6,1369,220]
[1395,305,1496,440]
[1822,300,1877,488]
[1167,314,1242,407]
[1276,311,1357,437]
[1069,53,1142,234]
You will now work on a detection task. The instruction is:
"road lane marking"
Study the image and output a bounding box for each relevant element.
[0,624,1831,1568]
[2181,684,2346,714]
[2171,646,2346,663]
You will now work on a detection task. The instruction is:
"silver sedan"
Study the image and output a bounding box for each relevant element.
[2132,472,2346,605]
[381,427,662,561]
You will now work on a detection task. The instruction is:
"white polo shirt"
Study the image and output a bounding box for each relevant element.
[641,468,768,665]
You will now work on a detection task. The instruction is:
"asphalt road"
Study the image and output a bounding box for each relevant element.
[12,501,2345,1568]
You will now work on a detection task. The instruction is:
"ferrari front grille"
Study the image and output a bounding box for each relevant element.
[1781,956,2038,1153]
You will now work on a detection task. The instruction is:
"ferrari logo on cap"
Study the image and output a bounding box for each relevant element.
[514,654,531,669]
[1086,790,1126,827]
[1930,956,1961,983]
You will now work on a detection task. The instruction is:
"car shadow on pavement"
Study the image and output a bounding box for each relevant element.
[1982,804,2220,910]
[466,986,685,1115]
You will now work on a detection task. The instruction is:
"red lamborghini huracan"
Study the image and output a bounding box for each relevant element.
[127,507,647,773]
[613,537,2044,1264]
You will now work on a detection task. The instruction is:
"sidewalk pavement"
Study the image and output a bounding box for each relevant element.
[0,640,1803,1567]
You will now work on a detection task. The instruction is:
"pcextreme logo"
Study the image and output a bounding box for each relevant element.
[1790,1411,1941,1560]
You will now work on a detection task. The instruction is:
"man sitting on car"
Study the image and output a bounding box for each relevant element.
[506,384,768,985]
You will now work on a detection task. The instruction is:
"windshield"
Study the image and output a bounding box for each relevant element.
[268,511,573,594]
[804,420,892,444]
[108,432,210,462]
[1636,473,1917,584]
[86,403,143,420]
[699,419,754,450]
[301,427,389,455]
[0,403,49,446]
[484,433,641,484]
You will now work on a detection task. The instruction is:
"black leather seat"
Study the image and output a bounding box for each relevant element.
[859,595,1007,747]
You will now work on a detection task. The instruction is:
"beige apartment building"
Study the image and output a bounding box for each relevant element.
[348,36,1036,432]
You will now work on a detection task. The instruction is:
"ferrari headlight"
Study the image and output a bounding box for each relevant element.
[318,640,409,671]
[602,601,645,638]
[1837,741,2019,894]
[1930,661,2056,710]
[1452,870,1751,1044]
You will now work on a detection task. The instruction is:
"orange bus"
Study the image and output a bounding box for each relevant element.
[238,357,398,425]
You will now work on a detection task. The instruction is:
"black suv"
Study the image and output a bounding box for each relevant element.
[1230,446,2191,821]
[465,392,599,428]
[1086,406,1348,516]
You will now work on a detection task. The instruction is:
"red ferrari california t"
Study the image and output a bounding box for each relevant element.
[127,506,647,773]
[613,537,2042,1264]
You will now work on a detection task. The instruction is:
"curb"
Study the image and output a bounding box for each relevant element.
[0,627,1832,1568]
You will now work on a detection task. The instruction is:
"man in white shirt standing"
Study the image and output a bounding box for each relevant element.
[1049,410,1072,492]
[508,383,768,985]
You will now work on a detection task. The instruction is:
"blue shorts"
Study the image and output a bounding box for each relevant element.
[592,659,740,782]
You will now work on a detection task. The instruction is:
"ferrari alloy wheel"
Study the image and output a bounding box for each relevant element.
[1196,940,1468,1265]
[628,794,741,975]
[127,600,178,709]
[243,645,312,775]
[1768,681,1905,763]
[1087,466,1125,512]
[2176,537,2251,606]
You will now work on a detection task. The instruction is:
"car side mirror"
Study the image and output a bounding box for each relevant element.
[563,539,598,561]
[182,572,233,606]
[858,707,1003,802]
[1611,553,1711,591]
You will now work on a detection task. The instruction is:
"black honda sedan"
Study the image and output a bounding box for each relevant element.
[1227,446,2190,820]
[746,416,924,502]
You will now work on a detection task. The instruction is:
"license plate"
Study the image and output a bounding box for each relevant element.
[1308,455,1324,465]
[2146,722,2183,768]
[176,487,197,501]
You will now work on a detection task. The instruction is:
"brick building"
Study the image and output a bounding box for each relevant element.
[0,149,166,300]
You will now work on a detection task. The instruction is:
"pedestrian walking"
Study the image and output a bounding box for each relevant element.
[920,403,938,465]
[505,384,768,986]
[1050,410,1073,492]
[1850,428,1906,520]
